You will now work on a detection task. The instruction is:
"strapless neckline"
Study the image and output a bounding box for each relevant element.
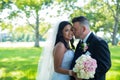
[52,49,74,80]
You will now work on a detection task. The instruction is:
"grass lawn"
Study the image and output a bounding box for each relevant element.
[0,46,120,80]
[0,47,42,80]
[106,46,120,80]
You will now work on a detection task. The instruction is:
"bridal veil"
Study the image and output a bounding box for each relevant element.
[36,21,61,80]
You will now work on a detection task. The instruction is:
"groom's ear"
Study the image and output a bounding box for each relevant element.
[82,26,86,32]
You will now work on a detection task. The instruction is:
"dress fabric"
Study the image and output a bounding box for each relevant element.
[52,50,74,80]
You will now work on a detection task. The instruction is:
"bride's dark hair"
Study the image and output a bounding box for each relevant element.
[55,21,75,49]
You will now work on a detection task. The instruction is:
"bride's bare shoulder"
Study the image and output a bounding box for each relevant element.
[55,42,65,49]
[53,42,66,53]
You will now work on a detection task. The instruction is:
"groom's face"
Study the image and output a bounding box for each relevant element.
[72,22,84,39]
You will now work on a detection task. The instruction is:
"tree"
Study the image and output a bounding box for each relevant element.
[106,0,120,45]
[0,22,13,42]
[0,0,12,11]
[1,0,80,46]
[70,0,120,45]
[11,0,53,47]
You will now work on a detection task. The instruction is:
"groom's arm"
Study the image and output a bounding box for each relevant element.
[93,38,111,78]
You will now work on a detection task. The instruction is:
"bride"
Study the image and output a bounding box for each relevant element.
[36,21,75,80]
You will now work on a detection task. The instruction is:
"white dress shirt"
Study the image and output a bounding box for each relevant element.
[83,32,92,43]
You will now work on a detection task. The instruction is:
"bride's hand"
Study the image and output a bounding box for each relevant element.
[73,73,82,80]
[71,71,76,77]
[70,71,82,80]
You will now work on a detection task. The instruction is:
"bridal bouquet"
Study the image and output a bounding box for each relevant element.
[73,54,97,79]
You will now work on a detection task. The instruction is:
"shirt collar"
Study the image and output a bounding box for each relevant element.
[83,31,91,43]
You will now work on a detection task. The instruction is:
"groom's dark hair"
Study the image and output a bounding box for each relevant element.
[72,16,89,27]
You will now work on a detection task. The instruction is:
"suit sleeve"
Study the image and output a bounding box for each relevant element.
[93,39,111,78]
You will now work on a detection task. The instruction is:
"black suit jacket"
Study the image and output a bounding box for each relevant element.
[70,33,111,80]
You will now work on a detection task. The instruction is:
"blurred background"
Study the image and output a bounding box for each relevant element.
[0,0,120,80]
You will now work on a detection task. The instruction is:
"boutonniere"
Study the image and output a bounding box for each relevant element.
[81,42,89,52]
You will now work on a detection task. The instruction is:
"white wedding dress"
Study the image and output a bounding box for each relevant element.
[52,50,74,80]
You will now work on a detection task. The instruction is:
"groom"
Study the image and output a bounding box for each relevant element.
[70,16,111,80]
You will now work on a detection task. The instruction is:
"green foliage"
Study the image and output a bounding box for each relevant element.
[14,25,33,33]
[39,22,51,39]
[70,0,112,32]
[0,22,51,42]
[1,0,119,45]
[70,0,120,45]
[0,0,12,11]
[13,0,52,11]
[0,22,13,31]
[71,0,115,29]
[55,0,77,3]
[8,10,20,19]
[70,8,85,19]
[11,25,35,42]
[11,33,35,42]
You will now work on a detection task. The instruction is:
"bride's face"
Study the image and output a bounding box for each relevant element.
[62,24,73,41]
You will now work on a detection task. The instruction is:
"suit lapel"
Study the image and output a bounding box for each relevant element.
[85,32,95,56]
[86,32,94,44]
[78,33,94,55]
[75,40,83,53]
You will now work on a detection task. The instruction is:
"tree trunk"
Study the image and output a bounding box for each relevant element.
[112,17,118,45]
[112,0,119,46]
[34,11,40,47]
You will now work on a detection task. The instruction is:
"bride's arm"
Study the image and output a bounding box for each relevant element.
[53,42,73,76]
